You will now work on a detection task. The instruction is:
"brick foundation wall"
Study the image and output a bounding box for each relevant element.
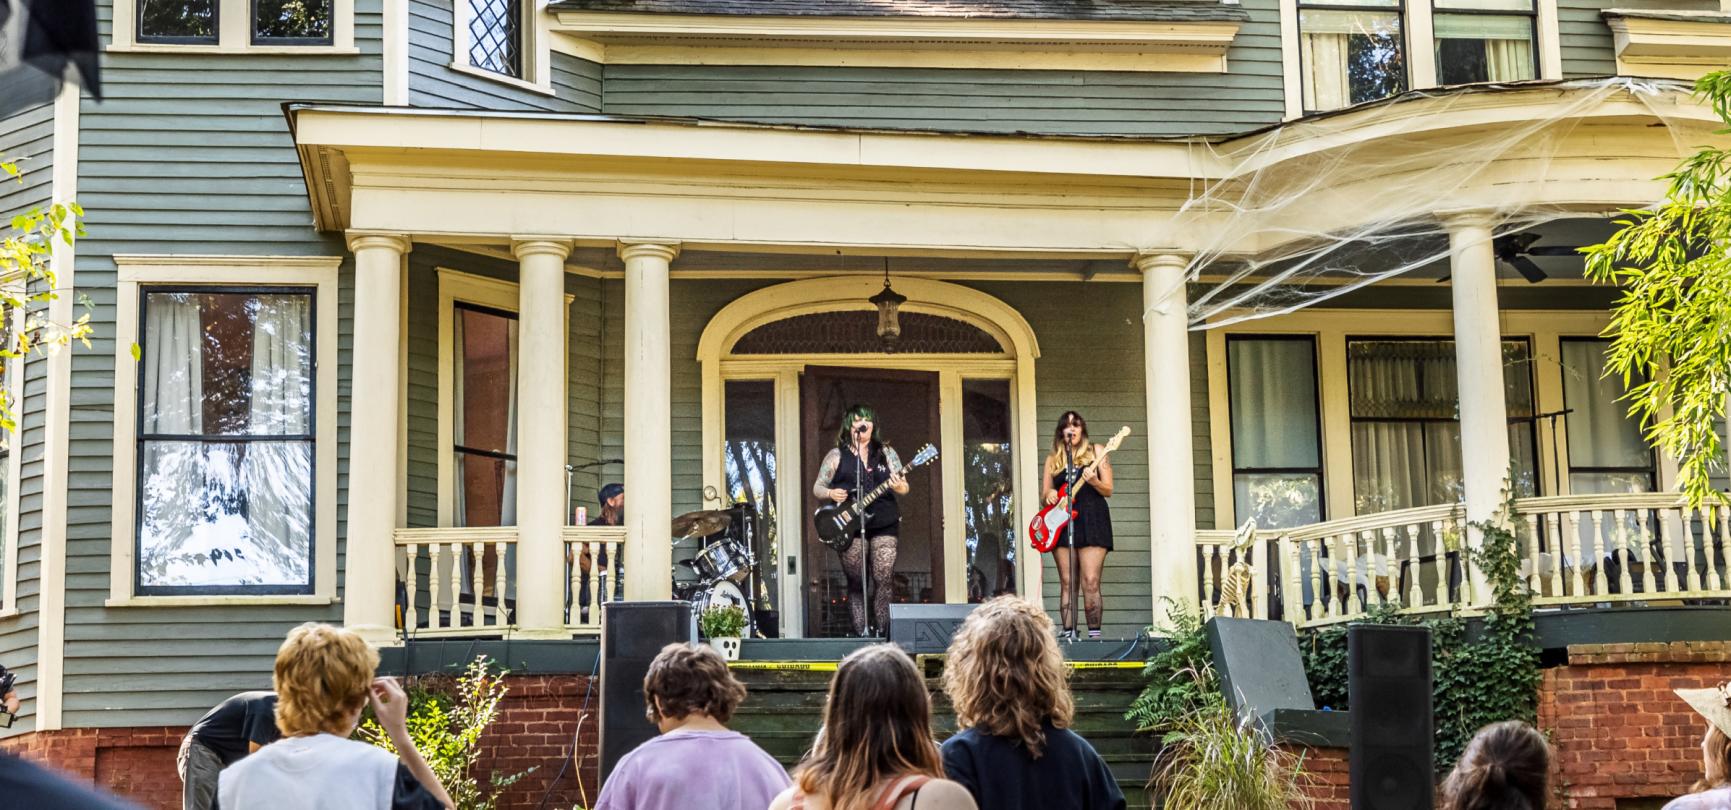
[1292,744,1350,809]
[1542,641,1731,809]
[0,725,186,809]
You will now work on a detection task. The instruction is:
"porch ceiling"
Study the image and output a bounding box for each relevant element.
[287,80,1718,261]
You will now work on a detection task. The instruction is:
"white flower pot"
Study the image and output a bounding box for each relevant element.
[709,636,742,661]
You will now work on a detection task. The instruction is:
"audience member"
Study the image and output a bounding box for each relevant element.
[216,623,454,810]
[179,691,279,810]
[1668,684,1731,810]
[1439,720,1551,810]
[770,644,975,810]
[596,643,789,810]
[939,596,1124,810]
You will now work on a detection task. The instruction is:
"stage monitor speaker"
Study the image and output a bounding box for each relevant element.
[888,603,977,655]
[1349,624,1434,810]
[1205,617,1315,722]
[600,601,697,784]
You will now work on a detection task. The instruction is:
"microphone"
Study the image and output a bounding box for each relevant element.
[854,423,869,435]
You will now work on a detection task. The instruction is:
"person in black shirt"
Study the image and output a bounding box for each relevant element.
[939,596,1126,810]
[179,691,279,810]
[810,404,908,637]
[1,752,143,809]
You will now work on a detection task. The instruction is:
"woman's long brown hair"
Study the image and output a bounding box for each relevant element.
[1438,721,1550,810]
[1697,726,1731,793]
[942,596,1073,757]
[794,645,943,810]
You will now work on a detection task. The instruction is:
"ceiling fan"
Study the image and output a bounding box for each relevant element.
[1436,232,1583,284]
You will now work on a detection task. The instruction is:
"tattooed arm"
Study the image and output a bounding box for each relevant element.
[813,448,847,502]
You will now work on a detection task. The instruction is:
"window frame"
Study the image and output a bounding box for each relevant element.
[449,300,521,527]
[1294,0,1412,115]
[1430,0,1539,87]
[1557,336,1658,493]
[113,0,356,54]
[450,0,555,95]
[1226,334,1328,527]
[108,256,340,606]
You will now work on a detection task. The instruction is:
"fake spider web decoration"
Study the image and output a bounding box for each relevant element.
[1160,77,1707,331]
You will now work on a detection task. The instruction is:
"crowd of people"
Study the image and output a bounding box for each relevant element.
[4,593,1731,808]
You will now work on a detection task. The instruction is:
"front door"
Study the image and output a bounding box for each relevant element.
[800,366,944,637]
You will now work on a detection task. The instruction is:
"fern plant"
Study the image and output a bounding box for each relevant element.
[1126,599,1217,731]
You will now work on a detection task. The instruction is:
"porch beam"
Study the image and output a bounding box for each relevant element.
[1447,213,1508,604]
[1136,251,1200,616]
[513,238,575,637]
[621,241,681,602]
[345,232,412,644]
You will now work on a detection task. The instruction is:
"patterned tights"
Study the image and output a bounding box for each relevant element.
[840,534,898,636]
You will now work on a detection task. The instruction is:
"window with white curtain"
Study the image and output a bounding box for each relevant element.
[1560,339,1655,494]
[1298,0,1408,112]
[1228,337,1325,529]
[136,288,315,594]
[1347,338,1537,514]
[1434,0,1536,85]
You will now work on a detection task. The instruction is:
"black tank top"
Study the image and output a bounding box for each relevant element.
[829,443,900,533]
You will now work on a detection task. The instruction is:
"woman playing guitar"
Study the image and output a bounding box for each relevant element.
[811,404,908,637]
[1042,411,1114,641]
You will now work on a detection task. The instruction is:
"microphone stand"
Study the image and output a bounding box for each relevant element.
[855,430,871,638]
[1064,443,1079,641]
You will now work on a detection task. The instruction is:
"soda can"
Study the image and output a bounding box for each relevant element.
[575,506,588,526]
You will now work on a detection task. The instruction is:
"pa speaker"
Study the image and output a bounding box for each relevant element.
[888,603,977,655]
[1348,624,1434,810]
[600,601,697,784]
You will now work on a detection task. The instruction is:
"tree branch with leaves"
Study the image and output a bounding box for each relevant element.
[1,152,92,435]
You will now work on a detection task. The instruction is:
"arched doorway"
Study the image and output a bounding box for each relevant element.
[698,277,1041,637]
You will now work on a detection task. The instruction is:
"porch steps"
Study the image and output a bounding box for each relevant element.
[728,666,1158,808]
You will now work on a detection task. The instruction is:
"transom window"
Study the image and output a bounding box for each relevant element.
[135,287,316,595]
[467,0,525,79]
[1298,0,1408,112]
[1434,0,1536,85]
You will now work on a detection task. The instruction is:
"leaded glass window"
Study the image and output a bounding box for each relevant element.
[468,0,523,79]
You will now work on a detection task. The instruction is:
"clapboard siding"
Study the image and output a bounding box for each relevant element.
[0,99,55,736]
[53,0,384,727]
[401,246,609,529]
[1559,0,1719,77]
[409,0,603,112]
[600,0,1283,135]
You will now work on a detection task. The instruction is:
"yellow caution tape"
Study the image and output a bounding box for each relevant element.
[1065,661,1145,670]
[728,660,1140,671]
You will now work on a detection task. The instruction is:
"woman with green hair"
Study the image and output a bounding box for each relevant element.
[811,404,909,637]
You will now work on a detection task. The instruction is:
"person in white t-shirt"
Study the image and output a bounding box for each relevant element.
[217,623,455,810]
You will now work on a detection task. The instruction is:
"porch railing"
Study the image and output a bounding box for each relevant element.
[394,526,627,638]
[1202,493,1731,630]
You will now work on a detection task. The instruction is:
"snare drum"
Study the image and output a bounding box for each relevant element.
[692,538,752,584]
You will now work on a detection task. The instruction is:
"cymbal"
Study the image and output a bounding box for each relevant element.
[671,509,731,538]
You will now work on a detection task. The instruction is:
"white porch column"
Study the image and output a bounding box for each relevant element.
[1136,252,1200,616]
[345,232,411,644]
[1447,214,1508,603]
[513,238,574,637]
[620,241,680,602]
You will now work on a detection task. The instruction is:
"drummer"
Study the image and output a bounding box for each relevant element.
[571,483,625,611]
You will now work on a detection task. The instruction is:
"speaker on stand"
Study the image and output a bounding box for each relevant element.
[599,601,697,784]
[1348,624,1434,810]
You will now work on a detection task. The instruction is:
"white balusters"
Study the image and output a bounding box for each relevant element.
[1201,544,1219,618]
[1404,523,1422,608]
[1522,512,1542,595]
[1588,510,1608,596]
[402,543,420,632]
[429,542,445,630]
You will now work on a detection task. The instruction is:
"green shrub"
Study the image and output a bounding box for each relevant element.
[357,656,535,810]
[699,605,749,638]
[1126,599,1217,732]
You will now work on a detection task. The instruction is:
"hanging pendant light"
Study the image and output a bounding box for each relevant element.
[870,259,908,352]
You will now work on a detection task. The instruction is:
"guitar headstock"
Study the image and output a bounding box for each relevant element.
[1102,426,1131,455]
[910,443,939,467]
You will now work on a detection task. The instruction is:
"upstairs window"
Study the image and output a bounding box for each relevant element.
[1298,0,1408,112]
[1434,0,1536,84]
[122,0,349,50]
[467,0,525,79]
[139,0,218,44]
[252,0,334,45]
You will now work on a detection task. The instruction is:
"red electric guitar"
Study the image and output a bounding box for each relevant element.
[1028,426,1130,553]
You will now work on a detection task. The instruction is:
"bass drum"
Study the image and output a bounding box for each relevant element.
[692,580,753,634]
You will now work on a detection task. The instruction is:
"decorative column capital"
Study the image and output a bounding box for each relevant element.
[345,232,413,254]
[617,240,681,263]
[510,238,574,261]
[1132,250,1191,275]
[1437,209,1497,233]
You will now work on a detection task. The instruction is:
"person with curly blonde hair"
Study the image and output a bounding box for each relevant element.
[217,623,454,810]
[771,644,974,810]
[939,597,1124,810]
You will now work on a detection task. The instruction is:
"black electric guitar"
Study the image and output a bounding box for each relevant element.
[813,443,938,549]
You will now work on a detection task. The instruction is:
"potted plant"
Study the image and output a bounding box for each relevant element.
[699,605,748,661]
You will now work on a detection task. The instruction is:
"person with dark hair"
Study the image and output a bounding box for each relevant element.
[178,691,280,810]
[770,644,975,810]
[811,404,909,637]
[1439,720,1551,810]
[595,643,788,810]
[571,482,625,609]
[939,596,1124,810]
[1041,411,1114,641]
[1668,684,1731,809]
[0,752,142,809]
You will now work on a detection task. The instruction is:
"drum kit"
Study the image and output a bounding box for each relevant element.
[671,502,767,635]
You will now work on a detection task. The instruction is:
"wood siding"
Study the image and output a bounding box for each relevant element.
[1559,0,1718,78]
[408,0,602,111]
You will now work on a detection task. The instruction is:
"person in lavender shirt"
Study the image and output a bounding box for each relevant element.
[594,643,790,810]
[1668,683,1731,810]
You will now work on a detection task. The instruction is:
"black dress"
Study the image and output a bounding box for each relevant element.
[1061,462,1113,551]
